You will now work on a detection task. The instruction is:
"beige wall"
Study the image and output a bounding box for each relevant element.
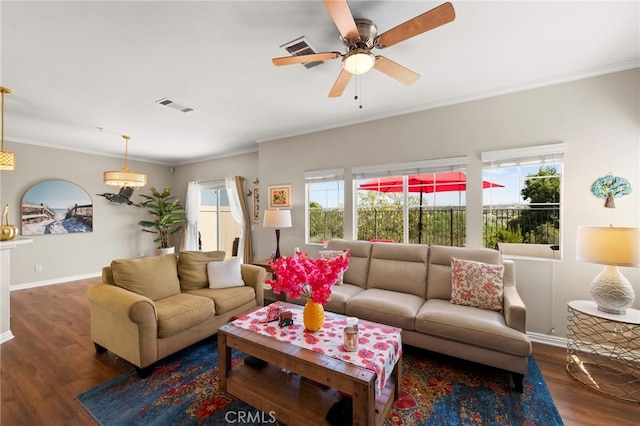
[0,142,174,286]
[256,69,640,338]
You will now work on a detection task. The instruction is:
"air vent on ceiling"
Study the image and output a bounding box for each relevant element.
[280,36,324,69]
[155,98,194,113]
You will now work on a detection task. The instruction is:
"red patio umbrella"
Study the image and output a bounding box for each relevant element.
[358,172,504,243]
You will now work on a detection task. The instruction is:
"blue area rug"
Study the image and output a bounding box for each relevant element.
[77,336,563,425]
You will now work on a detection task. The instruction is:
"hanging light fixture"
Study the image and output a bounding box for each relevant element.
[0,87,16,171]
[102,135,147,189]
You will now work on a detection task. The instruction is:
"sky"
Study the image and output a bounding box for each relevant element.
[22,180,92,209]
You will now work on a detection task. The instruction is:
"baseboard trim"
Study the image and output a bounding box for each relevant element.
[1,330,15,344]
[528,331,567,348]
[10,272,101,292]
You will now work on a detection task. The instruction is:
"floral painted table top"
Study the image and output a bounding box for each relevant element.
[232,303,402,393]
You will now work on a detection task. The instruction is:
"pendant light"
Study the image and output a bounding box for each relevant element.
[0,87,15,171]
[102,135,147,189]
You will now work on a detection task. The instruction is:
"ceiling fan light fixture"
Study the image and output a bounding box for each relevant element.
[103,135,147,189]
[342,50,375,75]
[0,87,15,171]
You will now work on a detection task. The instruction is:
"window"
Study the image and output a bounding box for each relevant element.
[305,169,345,244]
[198,184,241,255]
[353,157,468,245]
[482,143,565,259]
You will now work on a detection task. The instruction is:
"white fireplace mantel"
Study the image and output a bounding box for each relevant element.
[1,237,33,344]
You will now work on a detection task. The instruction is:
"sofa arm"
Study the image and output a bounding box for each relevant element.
[241,264,266,306]
[87,283,158,367]
[502,260,526,333]
[87,283,157,323]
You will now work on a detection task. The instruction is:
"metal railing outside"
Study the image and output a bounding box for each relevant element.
[309,205,560,248]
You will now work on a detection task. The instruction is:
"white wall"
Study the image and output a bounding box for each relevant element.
[256,69,640,338]
[0,142,173,286]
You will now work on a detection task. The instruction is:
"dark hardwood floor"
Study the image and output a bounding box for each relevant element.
[1,279,638,425]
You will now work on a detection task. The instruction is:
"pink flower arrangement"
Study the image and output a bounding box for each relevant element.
[266,251,350,305]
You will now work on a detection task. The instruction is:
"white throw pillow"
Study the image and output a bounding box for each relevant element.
[207,258,245,289]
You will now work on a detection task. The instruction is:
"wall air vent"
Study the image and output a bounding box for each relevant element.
[154,98,194,113]
[280,36,324,69]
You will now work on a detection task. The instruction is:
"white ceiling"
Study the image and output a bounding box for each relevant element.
[1,1,638,165]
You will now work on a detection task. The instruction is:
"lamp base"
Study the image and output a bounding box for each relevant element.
[590,265,635,315]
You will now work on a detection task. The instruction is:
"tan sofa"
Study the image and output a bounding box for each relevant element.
[87,251,265,377]
[289,239,531,392]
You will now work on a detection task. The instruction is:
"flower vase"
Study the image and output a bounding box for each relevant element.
[303,299,325,332]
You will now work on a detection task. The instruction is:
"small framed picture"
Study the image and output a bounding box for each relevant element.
[268,184,291,209]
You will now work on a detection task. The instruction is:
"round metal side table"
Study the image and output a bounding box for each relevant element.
[566,300,640,403]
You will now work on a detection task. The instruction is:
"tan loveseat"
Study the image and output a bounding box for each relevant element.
[289,239,531,392]
[87,251,265,377]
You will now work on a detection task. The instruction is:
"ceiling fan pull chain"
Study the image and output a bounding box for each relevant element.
[354,74,363,109]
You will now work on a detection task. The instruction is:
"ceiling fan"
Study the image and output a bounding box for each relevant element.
[272,0,456,98]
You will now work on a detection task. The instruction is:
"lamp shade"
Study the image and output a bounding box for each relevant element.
[577,226,640,267]
[103,170,148,188]
[263,209,292,229]
[1,86,15,171]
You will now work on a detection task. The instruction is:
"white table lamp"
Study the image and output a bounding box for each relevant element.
[263,209,292,259]
[577,226,640,314]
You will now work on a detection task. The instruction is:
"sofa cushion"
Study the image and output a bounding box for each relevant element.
[178,251,226,291]
[155,293,215,338]
[207,258,245,289]
[346,288,423,330]
[450,257,504,312]
[326,239,372,289]
[427,245,503,300]
[111,254,180,301]
[187,286,256,315]
[318,249,349,284]
[367,242,429,298]
[415,299,531,357]
[286,283,364,314]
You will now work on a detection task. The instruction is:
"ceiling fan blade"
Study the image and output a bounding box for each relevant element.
[374,56,420,86]
[329,69,352,98]
[323,0,359,40]
[272,52,341,66]
[376,2,455,49]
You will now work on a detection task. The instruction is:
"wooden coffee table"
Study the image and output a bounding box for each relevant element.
[218,303,401,426]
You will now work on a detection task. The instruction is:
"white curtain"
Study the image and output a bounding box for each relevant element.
[183,181,201,251]
[225,177,245,261]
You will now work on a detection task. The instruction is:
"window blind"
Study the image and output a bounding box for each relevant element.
[304,168,345,182]
[352,156,468,180]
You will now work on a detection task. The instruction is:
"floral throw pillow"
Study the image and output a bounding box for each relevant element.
[318,249,350,285]
[450,257,504,312]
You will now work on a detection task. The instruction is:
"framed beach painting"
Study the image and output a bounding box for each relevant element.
[268,184,291,209]
[21,179,93,235]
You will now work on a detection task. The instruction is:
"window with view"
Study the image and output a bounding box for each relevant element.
[353,157,468,246]
[198,185,241,255]
[305,169,345,244]
[482,144,565,259]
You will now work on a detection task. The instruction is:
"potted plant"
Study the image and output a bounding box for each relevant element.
[138,187,185,255]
